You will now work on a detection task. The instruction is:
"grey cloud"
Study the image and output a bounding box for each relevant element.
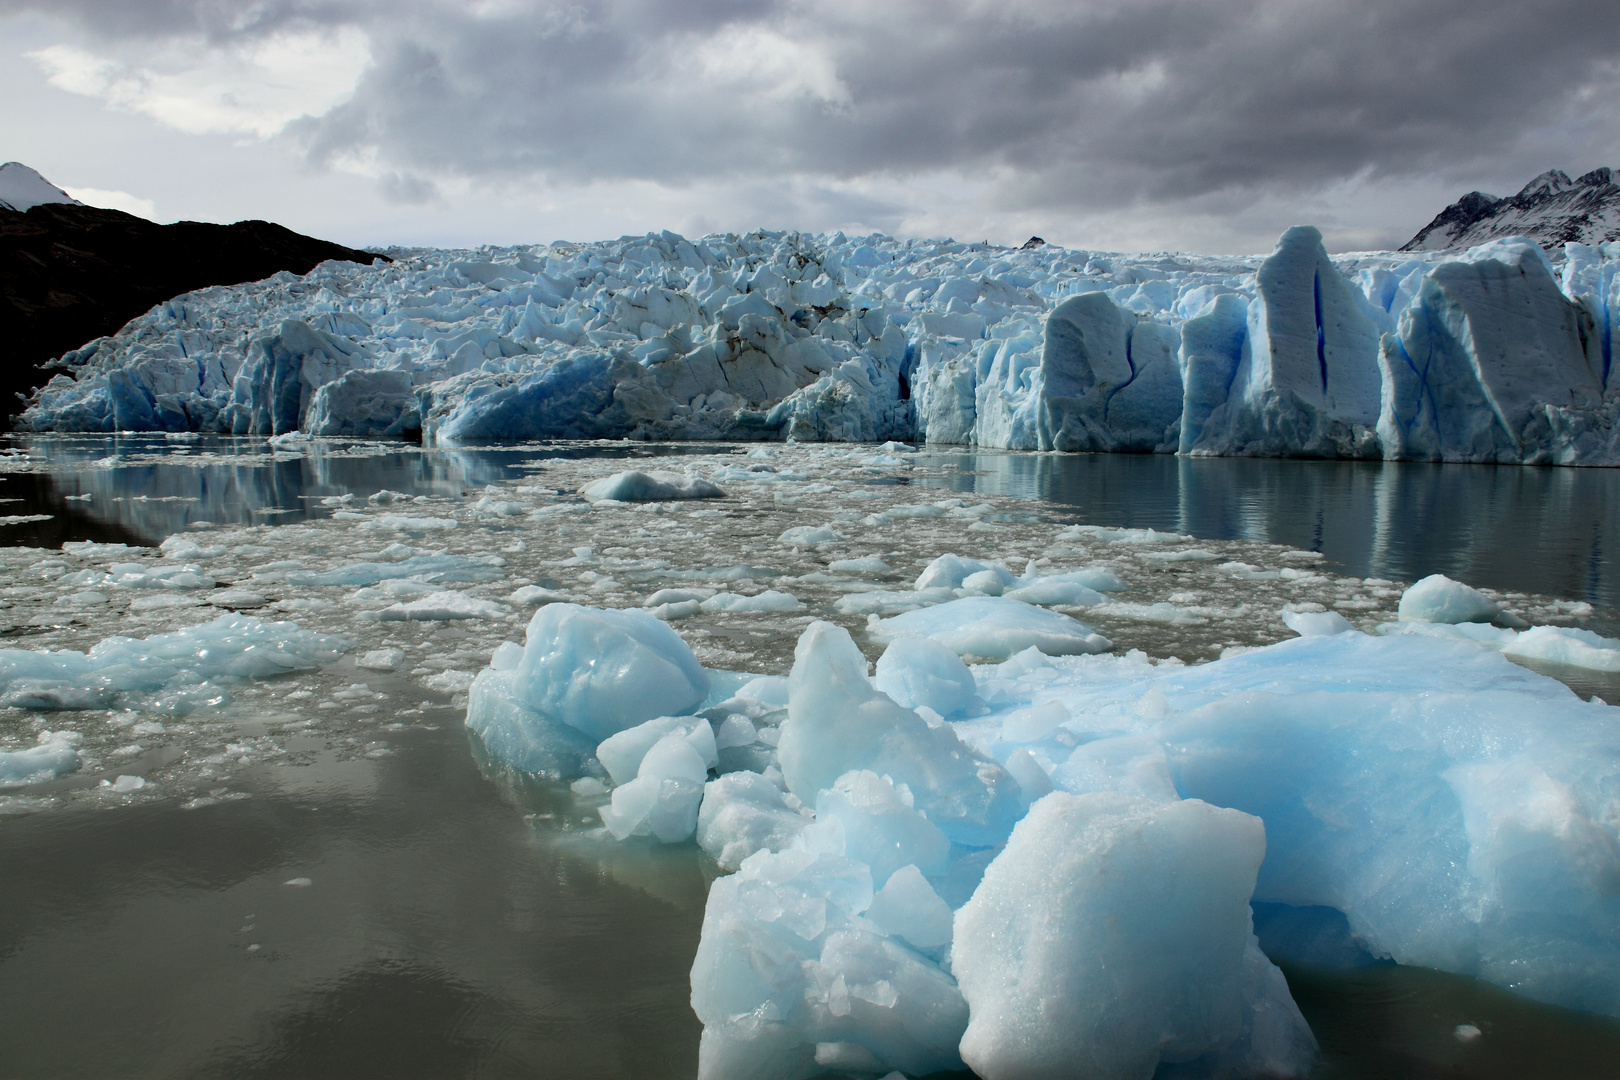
[14,0,1620,242]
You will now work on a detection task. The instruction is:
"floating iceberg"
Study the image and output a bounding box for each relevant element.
[580,469,725,503]
[0,734,82,787]
[465,602,710,761]
[1396,572,1502,624]
[443,582,1620,1079]
[22,226,1620,464]
[0,613,349,713]
[871,596,1112,660]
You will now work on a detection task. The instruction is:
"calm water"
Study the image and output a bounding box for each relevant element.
[3,436,1619,1080]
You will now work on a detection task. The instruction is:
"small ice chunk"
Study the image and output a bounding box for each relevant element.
[489,641,524,671]
[651,599,702,620]
[570,776,608,797]
[872,597,1111,660]
[425,670,476,694]
[1003,748,1055,801]
[828,556,892,574]
[1001,700,1070,744]
[779,621,1020,846]
[1501,625,1620,672]
[599,731,710,842]
[779,525,844,549]
[953,792,1316,1080]
[644,587,715,608]
[284,877,313,887]
[1398,574,1501,624]
[356,647,406,672]
[1454,1024,1482,1042]
[101,774,146,793]
[580,470,725,503]
[509,585,567,606]
[697,771,810,869]
[735,675,790,706]
[208,588,268,610]
[960,569,1006,596]
[0,736,82,787]
[865,864,954,951]
[1280,609,1355,637]
[714,713,757,749]
[596,715,718,786]
[372,591,509,621]
[1002,579,1106,607]
[872,635,979,718]
[914,553,1015,591]
[699,590,805,613]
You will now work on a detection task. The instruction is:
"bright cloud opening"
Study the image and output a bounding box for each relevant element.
[29,27,372,139]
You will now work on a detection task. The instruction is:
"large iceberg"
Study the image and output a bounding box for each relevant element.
[454,590,1620,1078]
[21,226,1620,464]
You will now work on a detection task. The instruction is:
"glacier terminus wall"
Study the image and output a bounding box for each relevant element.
[20,225,1620,465]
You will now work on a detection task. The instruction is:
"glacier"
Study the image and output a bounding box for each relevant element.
[19,224,1620,465]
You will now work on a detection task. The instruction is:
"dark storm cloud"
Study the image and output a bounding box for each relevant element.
[12,0,1620,217]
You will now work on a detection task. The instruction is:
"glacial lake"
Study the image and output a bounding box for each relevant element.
[2,435,1619,1079]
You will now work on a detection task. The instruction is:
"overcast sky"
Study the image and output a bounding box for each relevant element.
[4,0,1617,254]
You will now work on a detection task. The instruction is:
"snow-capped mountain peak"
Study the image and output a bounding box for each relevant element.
[0,162,84,213]
[1403,166,1620,251]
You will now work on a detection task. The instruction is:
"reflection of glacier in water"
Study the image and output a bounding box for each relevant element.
[11,437,1619,624]
[3,435,722,543]
[917,452,1620,627]
[3,436,1620,1080]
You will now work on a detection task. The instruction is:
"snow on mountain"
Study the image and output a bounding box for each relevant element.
[18,224,1620,465]
[0,162,82,213]
[1403,168,1620,251]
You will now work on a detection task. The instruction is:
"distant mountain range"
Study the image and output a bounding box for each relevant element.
[1403,167,1620,251]
[1,163,385,422]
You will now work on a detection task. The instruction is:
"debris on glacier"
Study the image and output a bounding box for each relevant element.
[20,225,1620,464]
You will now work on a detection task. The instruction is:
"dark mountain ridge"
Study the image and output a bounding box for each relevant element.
[1,198,386,422]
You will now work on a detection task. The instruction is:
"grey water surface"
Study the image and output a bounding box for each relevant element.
[3,436,1619,1080]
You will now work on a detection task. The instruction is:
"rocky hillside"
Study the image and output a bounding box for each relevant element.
[1,164,385,422]
[1403,168,1620,251]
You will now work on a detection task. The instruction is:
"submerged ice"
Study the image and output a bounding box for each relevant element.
[19,225,1620,465]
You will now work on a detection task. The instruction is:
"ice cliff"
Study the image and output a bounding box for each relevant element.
[20,224,1620,464]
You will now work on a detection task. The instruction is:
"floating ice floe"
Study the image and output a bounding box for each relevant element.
[1397,573,1503,624]
[27,228,1618,463]
[579,469,725,503]
[0,613,349,713]
[0,734,82,787]
[465,602,710,774]
[1378,574,1620,671]
[871,596,1113,660]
